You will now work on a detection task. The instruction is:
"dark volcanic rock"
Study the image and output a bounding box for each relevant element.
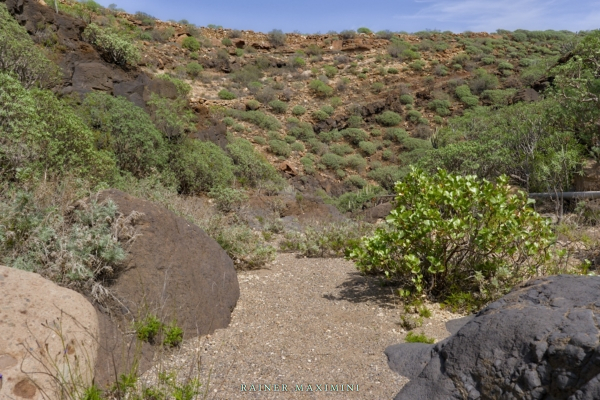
[389,275,600,400]
[90,189,239,387]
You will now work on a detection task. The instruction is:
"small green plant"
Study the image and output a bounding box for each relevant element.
[163,322,184,347]
[135,314,162,343]
[376,111,402,126]
[405,331,435,344]
[182,36,200,51]
[268,29,286,47]
[400,315,423,330]
[418,306,432,318]
[246,99,260,110]
[186,61,203,78]
[221,37,232,46]
[269,99,288,114]
[269,139,291,157]
[400,94,414,105]
[309,79,334,97]
[292,105,306,115]
[371,82,385,93]
[313,109,329,121]
[218,89,236,100]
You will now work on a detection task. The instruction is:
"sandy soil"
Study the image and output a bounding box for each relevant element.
[142,253,463,399]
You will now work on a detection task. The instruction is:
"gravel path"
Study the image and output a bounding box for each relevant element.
[144,253,462,399]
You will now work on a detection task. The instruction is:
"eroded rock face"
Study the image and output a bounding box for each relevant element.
[387,275,600,400]
[91,189,240,387]
[0,265,98,400]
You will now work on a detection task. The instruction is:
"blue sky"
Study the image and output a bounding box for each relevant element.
[94,0,600,34]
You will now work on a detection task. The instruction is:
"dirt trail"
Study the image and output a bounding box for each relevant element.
[144,253,462,399]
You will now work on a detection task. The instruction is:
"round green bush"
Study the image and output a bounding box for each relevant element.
[182,36,200,52]
[406,110,422,122]
[345,175,367,189]
[341,128,369,145]
[330,143,354,156]
[376,111,402,127]
[321,105,335,116]
[313,109,329,121]
[218,89,236,100]
[171,139,234,194]
[381,149,394,160]
[292,105,306,115]
[268,139,291,157]
[349,169,555,306]
[400,94,414,105]
[246,99,260,110]
[344,154,367,172]
[321,153,345,170]
[290,141,305,152]
[269,99,288,114]
[359,141,377,156]
[186,61,203,78]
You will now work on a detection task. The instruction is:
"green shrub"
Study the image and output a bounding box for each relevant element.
[228,109,281,130]
[346,175,367,189]
[291,141,305,152]
[182,36,200,51]
[428,99,452,116]
[209,187,248,212]
[155,74,191,96]
[246,99,260,110]
[376,111,402,126]
[409,60,426,71]
[349,169,556,306]
[341,128,369,145]
[287,120,315,140]
[321,153,345,170]
[359,141,377,156]
[321,105,335,116]
[371,82,385,93]
[357,27,372,34]
[347,115,364,128]
[309,79,334,97]
[330,143,354,156]
[0,192,126,288]
[170,139,234,193]
[336,169,346,179]
[80,92,167,178]
[162,322,184,347]
[269,99,288,114]
[334,185,386,213]
[406,110,422,122]
[269,139,291,157]
[312,109,329,121]
[135,314,162,343]
[292,105,306,115]
[385,128,408,142]
[226,138,280,187]
[0,4,61,88]
[405,332,435,344]
[218,89,236,100]
[498,61,514,70]
[284,135,296,144]
[323,65,338,78]
[388,67,399,74]
[186,61,203,78]
[330,97,342,108]
[367,165,406,190]
[400,94,414,105]
[82,23,140,66]
[382,149,394,160]
[221,37,233,46]
[146,94,196,139]
[344,154,367,172]
[481,89,518,106]
[301,156,315,174]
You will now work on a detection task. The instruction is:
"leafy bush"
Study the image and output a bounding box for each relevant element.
[347,115,364,128]
[170,139,234,194]
[312,109,329,121]
[209,187,248,212]
[268,29,286,47]
[218,89,236,100]
[291,105,306,115]
[341,128,369,145]
[228,109,281,130]
[359,141,377,156]
[246,99,260,110]
[146,94,196,139]
[155,74,191,96]
[400,94,414,105]
[406,110,422,122]
[82,23,140,67]
[226,138,280,187]
[349,168,556,306]
[346,175,367,189]
[376,111,402,126]
[321,153,345,170]
[330,143,354,156]
[323,65,338,78]
[339,29,357,40]
[0,4,61,88]
[182,36,200,51]
[269,139,291,157]
[186,61,203,78]
[269,99,288,114]
[410,60,426,71]
[291,141,305,152]
[344,154,367,172]
[0,74,115,183]
[385,128,409,142]
[80,92,172,179]
[308,79,334,97]
[428,99,452,116]
[0,192,128,291]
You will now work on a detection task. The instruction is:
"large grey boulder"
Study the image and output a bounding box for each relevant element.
[387,275,600,400]
[0,265,98,400]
